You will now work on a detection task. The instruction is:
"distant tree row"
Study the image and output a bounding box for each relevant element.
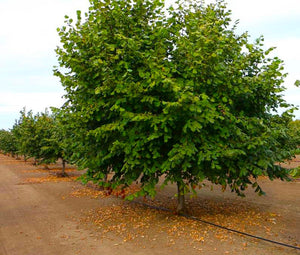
[0,108,72,175]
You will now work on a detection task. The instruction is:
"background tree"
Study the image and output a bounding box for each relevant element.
[287,119,300,178]
[288,119,300,154]
[40,107,76,175]
[34,110,58,168]
[0,129,17,157]
[55,0,298,213]
[12,109,37,162]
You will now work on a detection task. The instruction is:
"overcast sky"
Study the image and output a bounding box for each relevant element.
[0,0,299,130]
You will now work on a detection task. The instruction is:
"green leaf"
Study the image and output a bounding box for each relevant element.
[95,87,101,95]
[222,97,228,103]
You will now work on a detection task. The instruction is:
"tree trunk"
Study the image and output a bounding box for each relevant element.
[62,159,66,176]
[177,181,185,215]
[104,173,108,182]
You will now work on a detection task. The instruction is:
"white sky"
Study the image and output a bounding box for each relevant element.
[0,0,299,129]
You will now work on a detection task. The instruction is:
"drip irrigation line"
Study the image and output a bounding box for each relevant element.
[131,201,300,251]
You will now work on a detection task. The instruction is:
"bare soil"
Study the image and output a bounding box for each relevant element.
[0,154,299,255]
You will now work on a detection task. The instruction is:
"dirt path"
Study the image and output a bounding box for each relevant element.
[0,155,124,255]
[0,154,299,255]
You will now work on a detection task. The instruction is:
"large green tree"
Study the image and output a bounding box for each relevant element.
[55,0,298,213]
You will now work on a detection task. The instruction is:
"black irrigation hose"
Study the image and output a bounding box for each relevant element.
[131,200,300,251]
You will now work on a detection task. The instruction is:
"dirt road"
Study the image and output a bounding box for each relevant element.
[0,154,299,255]
[0,155,125,255]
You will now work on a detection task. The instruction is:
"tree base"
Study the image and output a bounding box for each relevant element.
[56,172,69,178]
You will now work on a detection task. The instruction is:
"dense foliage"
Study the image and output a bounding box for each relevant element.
[53,0,299,212]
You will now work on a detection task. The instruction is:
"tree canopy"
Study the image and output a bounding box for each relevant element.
[0,129,17,156]
[54,0,298,213]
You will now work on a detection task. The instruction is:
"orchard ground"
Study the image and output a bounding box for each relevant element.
[0,153,299,255]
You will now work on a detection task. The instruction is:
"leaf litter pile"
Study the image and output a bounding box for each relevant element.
[20,168,80,184]
[21,168,77,174]
[65,184,141,200]
[21,175,78,184]
[67,185,291,251]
